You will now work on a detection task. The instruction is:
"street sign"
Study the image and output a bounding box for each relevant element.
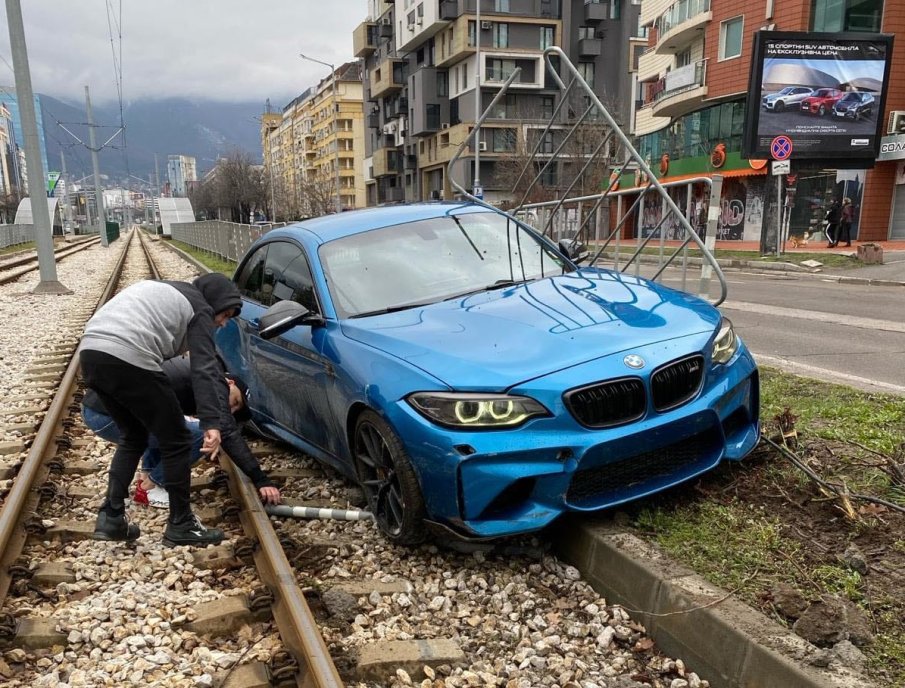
[772,160,791,175]
[770,135,793,161]
[473,185,484,200]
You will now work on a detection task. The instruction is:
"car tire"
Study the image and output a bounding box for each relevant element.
[353,410,427,545]
[775,101,785,112]
[818,104,827,116]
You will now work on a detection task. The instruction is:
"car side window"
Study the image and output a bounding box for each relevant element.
[235,245,269,304]
[261,241,319,313]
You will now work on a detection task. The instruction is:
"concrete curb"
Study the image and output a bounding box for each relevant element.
[553,518,875,688]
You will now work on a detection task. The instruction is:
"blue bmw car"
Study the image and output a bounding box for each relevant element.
[216,203,759,544]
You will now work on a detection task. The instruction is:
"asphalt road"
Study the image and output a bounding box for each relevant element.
[654,268,905,395]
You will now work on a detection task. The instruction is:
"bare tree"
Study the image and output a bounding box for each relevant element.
[298,171,338,218]
[192,150,269,223]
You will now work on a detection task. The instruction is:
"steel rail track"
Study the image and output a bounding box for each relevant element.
[0,230,344,687]
[0,237,103,286]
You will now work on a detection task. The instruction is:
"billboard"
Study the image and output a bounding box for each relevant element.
[742,32,894,163]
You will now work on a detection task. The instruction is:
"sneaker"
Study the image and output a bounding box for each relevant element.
[146,486,170,510]
[163,513,224,548]
[93,510,140,542]
[133,483,149,507]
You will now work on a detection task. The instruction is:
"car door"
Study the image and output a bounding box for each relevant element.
[238,239,338,453]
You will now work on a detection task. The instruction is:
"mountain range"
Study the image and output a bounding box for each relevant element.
[39,94,267,186]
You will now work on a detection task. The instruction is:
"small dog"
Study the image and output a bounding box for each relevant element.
[789,231,810,248]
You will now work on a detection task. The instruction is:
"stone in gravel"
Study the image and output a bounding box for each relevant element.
[670,680,689,688]
[841,544,868,575]
[596,627,616,648]
[321,589,359,622]
[771,583,808,620]
[686,673,703,688]
[793,596,846,647]
[194,674,214,688]
[4,649,26,663]
[369,590,382,606]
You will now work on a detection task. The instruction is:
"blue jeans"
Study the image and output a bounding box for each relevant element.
[81,405,204,487]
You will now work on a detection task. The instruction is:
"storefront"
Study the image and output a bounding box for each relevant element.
[877,133,905,240]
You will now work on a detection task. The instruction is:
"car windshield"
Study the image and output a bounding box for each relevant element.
[319,211,572,318]
[777,87,795,95]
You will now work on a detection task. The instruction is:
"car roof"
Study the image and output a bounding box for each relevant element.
[266,202,495,243]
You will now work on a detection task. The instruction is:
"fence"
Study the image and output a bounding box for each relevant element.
[105,221,120,244]
[170,220,286,263]
[0,224,35,250]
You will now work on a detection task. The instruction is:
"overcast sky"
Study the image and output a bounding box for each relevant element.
[1,1,365,106]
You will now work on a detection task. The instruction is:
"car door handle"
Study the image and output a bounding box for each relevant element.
[248,318,260,331]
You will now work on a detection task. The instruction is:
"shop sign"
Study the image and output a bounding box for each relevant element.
[878,133,905,161]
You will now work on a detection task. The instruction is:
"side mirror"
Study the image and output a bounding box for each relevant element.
[558,237,590,265]
[259,300,321,339]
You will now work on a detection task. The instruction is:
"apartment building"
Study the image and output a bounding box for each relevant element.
[166,155,197,197]
[261,63,366,219]
[355,0,641,205]
[0,103,12,199]
[632,0,902,243]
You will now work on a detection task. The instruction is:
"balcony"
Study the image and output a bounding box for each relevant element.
[578,37,602,57]
[353,21,378,56]
[382,186,405,203]
[370,58,405,99]
[373,147,403,178]
[651,59,707,119]
[404,154,418,170]
[378,23,393,39]
[584,0,608,23]
[367,112,380,129]
[654,0,710,55]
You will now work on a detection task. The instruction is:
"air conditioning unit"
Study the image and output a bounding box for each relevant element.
[481,20,492,29]
[888,110,905,134]
[478,141,488,151]
[441,123,450,130]
[416,17,423,25]
[383,122,397,135]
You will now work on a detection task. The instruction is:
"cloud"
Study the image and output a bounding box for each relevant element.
[0,0,364,106]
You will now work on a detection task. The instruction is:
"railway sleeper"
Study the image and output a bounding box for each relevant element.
[355,638,467,683]
[62,461,101,476]
[221,660,271,688]
[184,593,272,637]
[191,543,245,571]
[2,616,67,650]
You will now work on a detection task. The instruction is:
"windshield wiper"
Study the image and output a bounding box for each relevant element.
[443,278,532,301]
[350,302,436,318]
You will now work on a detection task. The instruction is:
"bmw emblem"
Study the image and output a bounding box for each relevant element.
[624,354,645,369]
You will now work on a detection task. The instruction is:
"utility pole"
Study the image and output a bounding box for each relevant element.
[5,0,70,293]
[473,0,482,200]
[85,85,108,247]
[60,150,73,233]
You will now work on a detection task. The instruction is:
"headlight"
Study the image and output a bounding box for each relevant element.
[407,392,550,429]
[712,317,739,364]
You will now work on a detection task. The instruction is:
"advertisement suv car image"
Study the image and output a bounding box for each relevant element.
[216,204,760,545]
[833,92,875,120]
[762,86,812,111]
[801,88,844,115]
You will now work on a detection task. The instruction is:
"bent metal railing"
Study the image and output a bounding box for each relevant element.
[447,46,728,306]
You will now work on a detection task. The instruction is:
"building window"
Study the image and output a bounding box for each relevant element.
[540,131,554,154]
[676,48,691,68]
[486,58,517,82]
[719,16,743,60]
[577,61,595,87]
[468,20,476,47]
[491,128,516,152]
[578,26,595,40]
[437,71,448,97]
[542,96,555,118]
[811,0,882,31]
[540,26,554,49]
[462,63,468,89]
[493,23,509,48]
[495,0,510,11]
[610,0,621,19]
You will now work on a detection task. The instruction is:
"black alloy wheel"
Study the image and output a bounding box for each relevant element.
[353,410,427,545]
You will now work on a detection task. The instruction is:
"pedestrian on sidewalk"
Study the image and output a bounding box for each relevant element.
[838,197,854,247]
[81,356,280,509]
[79,273,242,547]
[824,198,842,248]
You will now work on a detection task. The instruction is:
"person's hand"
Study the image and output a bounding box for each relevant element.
[201,429,221,459]
[259,486,281,504]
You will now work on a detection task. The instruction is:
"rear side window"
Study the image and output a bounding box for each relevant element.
[235,245,268,303]
[261,241,319,313]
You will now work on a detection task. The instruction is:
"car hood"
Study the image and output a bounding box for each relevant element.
[340,269,720,390]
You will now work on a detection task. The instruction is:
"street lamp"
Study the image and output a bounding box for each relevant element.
[299,53,342,214]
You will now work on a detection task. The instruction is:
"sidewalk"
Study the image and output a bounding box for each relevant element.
[715,239,905,285]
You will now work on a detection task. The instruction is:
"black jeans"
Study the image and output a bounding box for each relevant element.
[80,350,193,522]
[838,221,852,245]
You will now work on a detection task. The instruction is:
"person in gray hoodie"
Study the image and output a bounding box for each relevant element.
[79,273,242,547]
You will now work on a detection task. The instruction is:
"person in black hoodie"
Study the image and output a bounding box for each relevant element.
[81,356,281,508]
[79,273,244,547]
